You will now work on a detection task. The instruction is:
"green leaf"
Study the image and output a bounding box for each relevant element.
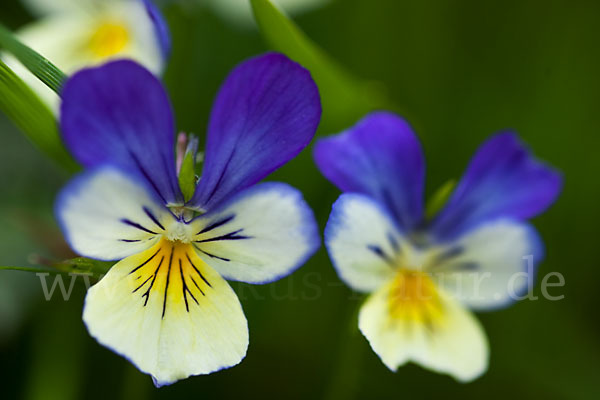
[0,23,66,94]
[425,179,456,220]
[0,59,79,171]
[250,0,388,130]
[52,257,113,279]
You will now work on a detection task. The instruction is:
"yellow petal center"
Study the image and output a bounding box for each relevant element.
[387,269,444,325]
[128,238,213,318]
[88,22,130,58]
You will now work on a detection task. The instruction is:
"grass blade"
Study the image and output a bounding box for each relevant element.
[0,59,78,171]
[0,23,66,94]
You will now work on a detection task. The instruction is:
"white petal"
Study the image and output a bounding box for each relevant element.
[359,278,489,382]
[2,15,94,109]
[22,0,95,16]
[56,166,172,260]
[206,0,331,26]
[430,219,544,310]
[190,183,320,284]
[324,193,402,292]
[83,239,248,385]
[4,1,164,111]
[110,1,165,75]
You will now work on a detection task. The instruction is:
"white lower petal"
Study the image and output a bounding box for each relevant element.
[430,219,543,310]
[190,183,320,284]
[325,193,402,292]
[56,166,172,260]
[83,239,248,386]
[358,276,488,382]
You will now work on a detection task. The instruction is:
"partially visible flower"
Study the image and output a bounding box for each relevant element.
[4,0,169,110]
[55,53,321,385]
[314,112,562,382]
[205,0,331,27]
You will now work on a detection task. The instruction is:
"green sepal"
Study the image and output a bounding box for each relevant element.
[178,135,199,202]
[425,179,456,220]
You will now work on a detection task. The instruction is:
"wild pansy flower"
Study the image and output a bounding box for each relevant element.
[314,112,562,382]
[55,53,321,385]
[4,0,169,110]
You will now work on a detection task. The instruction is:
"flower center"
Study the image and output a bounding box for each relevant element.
[88,21,130,58]
[164,220,195,244]
[387,269,444,324]
[126,238,214,318]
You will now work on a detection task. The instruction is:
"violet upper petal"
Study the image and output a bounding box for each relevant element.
[189,53,321,211]
[313,112,425,231]
[60,60,182,205]
[430,132,562,241]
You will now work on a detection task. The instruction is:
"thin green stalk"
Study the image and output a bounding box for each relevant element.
[0,265,59,274]
[324,301,365,400]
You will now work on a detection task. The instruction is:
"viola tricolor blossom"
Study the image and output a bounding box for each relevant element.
[55,53,321,385]
[314,112,562,382]
[5,0,169,110]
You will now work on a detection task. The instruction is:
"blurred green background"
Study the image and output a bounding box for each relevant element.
[1,0,598,399]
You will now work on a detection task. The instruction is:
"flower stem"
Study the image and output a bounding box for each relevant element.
[324,300,365,400]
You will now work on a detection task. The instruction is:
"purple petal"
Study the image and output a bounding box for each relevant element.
[142,0,171,61]
[60,60,182,205]
[313,112,425,231]
[189,53,321,211]
[430,132,563,241]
